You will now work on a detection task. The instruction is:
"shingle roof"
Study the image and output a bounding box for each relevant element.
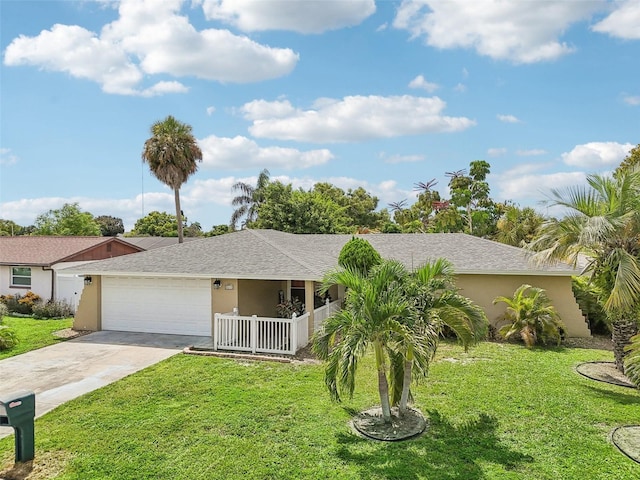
[119,237,200,250]
[65,229,578,279]
[0,236,140,266]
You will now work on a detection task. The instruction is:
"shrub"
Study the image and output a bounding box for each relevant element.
[0,303,8,322]
[338,237,381,275]
[33,300,74,319]
[0,291,42,315]
[276,298,304,318]
[571,276,609,334]
[493,284,565,348]
[0,325,18,351]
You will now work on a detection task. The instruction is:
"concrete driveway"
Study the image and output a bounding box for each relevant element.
[0,331,206,439]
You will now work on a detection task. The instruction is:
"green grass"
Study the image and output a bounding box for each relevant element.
[0,316,73,360]
[1,341,639,479]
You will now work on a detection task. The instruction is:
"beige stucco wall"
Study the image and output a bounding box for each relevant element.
[212,278,238,315]
[237,279,286,317]
[73,276,102,331]
[455,274,590,337]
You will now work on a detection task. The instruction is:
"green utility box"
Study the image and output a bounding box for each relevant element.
[0,390,35,462]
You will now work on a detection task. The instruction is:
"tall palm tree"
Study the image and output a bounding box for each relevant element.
[230,169,270,229]
[528,171,640,371]
[392,258,487,414]
[313,260,410,423]
[141,115,202,243]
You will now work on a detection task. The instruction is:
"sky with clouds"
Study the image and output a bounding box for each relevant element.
[1,0,638,231]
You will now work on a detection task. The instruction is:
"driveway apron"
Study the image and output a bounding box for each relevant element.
[0,331,205,439]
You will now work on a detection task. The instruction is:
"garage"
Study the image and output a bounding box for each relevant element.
[102,276,212,336]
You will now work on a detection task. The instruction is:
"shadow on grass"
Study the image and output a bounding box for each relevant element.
[334,410,533,480]
[581,384,640,405]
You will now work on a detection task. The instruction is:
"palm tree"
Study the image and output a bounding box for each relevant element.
[392,258,487,414]
[528,171,640,371]
[493,284,564,348]
[313,260,410,423]
[141,115,202,243]
[230,169,270,229]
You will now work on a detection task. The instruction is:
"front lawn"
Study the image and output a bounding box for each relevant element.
[1,342,639,479]
[0,316,74,360]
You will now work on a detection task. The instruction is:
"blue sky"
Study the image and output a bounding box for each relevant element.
[1,0,638,231]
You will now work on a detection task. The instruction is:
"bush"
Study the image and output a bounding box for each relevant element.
[33,300,74,319]
[276,298,305,318]
[338,237,381,275]
[571,276,609,334]
[493,284,565,348]
[0,291,42,315]
[0,303,8,322]
[0,325,18,351]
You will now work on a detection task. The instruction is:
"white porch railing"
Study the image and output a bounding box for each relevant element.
[213,311,310,355]
[313,298,342,332]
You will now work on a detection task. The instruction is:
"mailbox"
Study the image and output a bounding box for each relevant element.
[0,390,35,462]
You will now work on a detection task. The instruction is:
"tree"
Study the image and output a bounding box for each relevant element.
[142,115,202,243]
[528,171,640,371]
[130,211,180,237]
[33,203,101,236]
[95,215,124,236]
[614,143,640,178]
[0,219,26,236]
[392,258,487,414]
[447,160,492,235]
[494,205,545,247]
[230,169,270,229]
[313,260,410,423]
[207,224,231,236]
[493,284,565,347]
[337,237,381,275]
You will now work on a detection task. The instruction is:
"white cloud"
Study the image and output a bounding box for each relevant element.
[592,0,640,39]
[516,149,547,156]
[206,106,216,115]
[393,0,601,63]
[0,148,19,166]
[198,134,334,169]
[408,75,439,93]
[623,94,640,106]
[201,0,376,33]
[379,153,425,164]
[3,0,298,95]
[242,95,476,143]
[453,83,467,93]
[561,142,634,168]
[495,169,588,205]
[497,114,520,123]
[487,147,507,157]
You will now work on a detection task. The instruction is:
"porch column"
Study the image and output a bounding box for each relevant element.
[304,280,315,338]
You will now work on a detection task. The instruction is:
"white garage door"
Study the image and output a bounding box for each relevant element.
[102,276,212,336]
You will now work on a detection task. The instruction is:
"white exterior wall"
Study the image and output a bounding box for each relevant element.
[0,265,53,300]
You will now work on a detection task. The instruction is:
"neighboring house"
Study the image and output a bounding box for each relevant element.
[119,236,200,250]
[0,236,143,311]
[68,229,591,341]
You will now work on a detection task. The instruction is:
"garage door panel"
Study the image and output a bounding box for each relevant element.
[102,277,211,336]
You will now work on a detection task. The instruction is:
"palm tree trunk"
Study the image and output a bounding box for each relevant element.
[174,188,184,243]
[399,359,412,415]
[612,319,638,373]
[374,341,392,423]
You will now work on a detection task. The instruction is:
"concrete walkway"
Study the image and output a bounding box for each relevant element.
[0,331,206,439]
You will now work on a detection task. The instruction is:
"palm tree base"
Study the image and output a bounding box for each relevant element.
[352,406,427,441]
[612,320,638,373]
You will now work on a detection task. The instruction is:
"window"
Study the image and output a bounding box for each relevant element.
[11,267,31,287]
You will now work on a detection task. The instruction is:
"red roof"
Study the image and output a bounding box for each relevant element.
[0,236,142,266]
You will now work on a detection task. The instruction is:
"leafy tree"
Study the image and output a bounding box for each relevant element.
[614,143,640,178]
[528,171,640,371]
[95,215,124,236]
[494,205,545,247]
[207,224,231,236]
[130,211,180,237]
[0,219,27,236]
[446,161,492,235]
[184,222,204,237]
[33,203,101,236]
[337,237,381,275]
[254,181,351,234]
[493,284,565,347]
[142,115,202,243]
[230,168,270,229]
